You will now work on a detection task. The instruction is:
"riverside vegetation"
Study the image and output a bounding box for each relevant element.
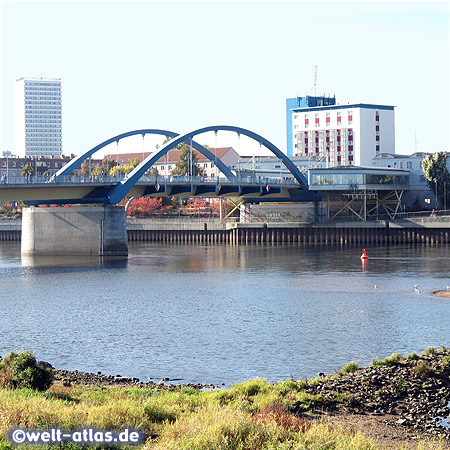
[1,349,450,450]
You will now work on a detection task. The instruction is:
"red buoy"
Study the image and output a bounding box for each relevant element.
[361,249,368,260]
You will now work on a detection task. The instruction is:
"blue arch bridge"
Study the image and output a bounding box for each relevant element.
[2,125,324,257]
[0,125,317,205]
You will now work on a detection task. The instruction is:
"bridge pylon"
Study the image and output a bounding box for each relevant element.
[21,205,128,256]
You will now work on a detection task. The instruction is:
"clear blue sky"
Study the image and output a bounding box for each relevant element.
[1,1,449,158]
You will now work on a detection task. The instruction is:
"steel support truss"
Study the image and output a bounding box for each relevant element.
[324,189,404,221]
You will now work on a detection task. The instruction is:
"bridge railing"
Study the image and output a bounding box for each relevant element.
[0,174,300,186]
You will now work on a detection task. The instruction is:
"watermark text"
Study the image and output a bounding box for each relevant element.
[9,428,143,445]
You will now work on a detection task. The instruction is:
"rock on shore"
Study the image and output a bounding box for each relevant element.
[53,368,215,390]
[300,348,450,439]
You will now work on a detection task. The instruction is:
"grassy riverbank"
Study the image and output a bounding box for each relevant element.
[1,349,450,450]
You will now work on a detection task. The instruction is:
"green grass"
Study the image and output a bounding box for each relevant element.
[0,375,446,450]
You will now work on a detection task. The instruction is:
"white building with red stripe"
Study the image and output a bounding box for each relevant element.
[289,101,395,167]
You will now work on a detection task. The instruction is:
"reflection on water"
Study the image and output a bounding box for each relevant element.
[1,241,450,385]
[21,254,128,269]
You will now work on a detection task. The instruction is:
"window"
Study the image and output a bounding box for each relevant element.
[407,162,412,169]
[375,112,379,121]
[376,125,380,131]
[376,145,380,152]
[293,115,298,119]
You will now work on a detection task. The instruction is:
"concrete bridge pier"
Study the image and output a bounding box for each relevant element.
[21,205,128,256]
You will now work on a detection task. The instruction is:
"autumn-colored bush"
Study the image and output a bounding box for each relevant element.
[124,197,162,218]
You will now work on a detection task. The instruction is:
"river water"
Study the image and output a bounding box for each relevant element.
[1,242,450,385]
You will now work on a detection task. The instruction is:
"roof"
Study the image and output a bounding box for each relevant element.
[291,103,395,113]
[105,147,235,165]
[374,152,433,159]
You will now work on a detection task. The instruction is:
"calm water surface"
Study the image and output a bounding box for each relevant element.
[1,242,450,385]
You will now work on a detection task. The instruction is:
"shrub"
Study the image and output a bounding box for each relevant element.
[441,355,450,367]
[0,350,54,391]
[412,360,431,377]
[371,352,403,367]
[406,352,419,360]
[341,361,358,374]
[423,346,436,356]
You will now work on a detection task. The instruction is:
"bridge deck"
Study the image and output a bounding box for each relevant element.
[0,175,306,204]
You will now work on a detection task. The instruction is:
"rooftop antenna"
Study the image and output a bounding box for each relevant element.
[308,66,318,97]
[313,65,317,97]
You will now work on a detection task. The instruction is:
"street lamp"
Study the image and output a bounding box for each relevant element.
[4,151,11,183]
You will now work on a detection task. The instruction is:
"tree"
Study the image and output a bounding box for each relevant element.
[129,158,140,168]
[78,159,93,176]
[422,152,450,209]
[110,164,135,177]
[171,142,205,176]
[119,197,162,218]
[183,198,212,217]
[21,162,35,177]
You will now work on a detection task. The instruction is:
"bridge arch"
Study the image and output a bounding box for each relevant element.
[106,125,308,204]
[52,129,234,181]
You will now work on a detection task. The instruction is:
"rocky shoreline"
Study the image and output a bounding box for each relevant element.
[53,368,220,390]
[50,348,450,442]
[299,348,450,442]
